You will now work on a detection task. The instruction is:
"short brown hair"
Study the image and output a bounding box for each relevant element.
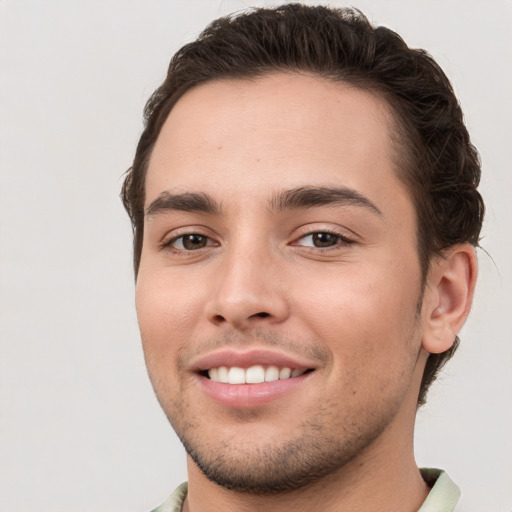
[122,4,484,405]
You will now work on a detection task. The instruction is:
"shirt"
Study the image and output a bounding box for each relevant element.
[150,468,460,512]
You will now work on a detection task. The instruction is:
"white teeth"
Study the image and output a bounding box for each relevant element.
[217,366,229,382]
[207,365,308,383]
[279,367,291,379]
[228,367,245,384]
[265,365,280,382]
[246,365,265,384]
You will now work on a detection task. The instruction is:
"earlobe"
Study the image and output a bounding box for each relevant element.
[422,244,478,354]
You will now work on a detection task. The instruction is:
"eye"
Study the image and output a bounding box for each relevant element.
[167,233,216,251]
[295,231,353,248]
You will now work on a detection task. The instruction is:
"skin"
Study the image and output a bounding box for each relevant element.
[136,73,477,512]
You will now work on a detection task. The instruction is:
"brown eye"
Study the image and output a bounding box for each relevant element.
[311,232,340,247]
[169,234,213,251]
[182,234,208,250]
[294,231,354,249]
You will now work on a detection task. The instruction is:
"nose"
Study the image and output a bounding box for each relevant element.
[205,245,289,330]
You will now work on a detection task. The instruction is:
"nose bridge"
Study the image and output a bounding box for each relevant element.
[206,232,288,328]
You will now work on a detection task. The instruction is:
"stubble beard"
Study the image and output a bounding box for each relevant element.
[161,382,409,495]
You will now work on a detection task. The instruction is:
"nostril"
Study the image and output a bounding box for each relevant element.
[209,310,274,326]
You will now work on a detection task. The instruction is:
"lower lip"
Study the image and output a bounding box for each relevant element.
[197,373,311,408]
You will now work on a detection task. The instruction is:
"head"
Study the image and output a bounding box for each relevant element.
[122,4,483,493]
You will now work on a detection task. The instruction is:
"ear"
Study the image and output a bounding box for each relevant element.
[422,244,478,354]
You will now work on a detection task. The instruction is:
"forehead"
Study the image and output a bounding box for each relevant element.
[145,73,407,211]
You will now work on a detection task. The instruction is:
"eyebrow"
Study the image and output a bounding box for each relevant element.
[269,186,382,215]
[145,191,220,217]
[145,186,382,218]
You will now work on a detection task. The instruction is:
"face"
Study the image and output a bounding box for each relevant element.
[136,73,426,493]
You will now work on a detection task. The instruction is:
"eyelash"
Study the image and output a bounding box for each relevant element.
[161,232,217,253]
[292,229,355,250]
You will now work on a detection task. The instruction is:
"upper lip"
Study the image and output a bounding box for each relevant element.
[189,348,319,373]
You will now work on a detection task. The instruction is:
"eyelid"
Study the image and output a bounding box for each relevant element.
[169,234,217,250]
[291,226,357,249]
[160,226,219,251]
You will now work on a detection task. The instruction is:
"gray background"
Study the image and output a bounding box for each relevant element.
[1,1,511,510]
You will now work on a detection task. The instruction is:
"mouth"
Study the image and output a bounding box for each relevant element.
[202,365,313,384]
[191,349,318,408]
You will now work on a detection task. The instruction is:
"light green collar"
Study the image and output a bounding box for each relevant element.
[418,468,461,512]
[152,469,460,512]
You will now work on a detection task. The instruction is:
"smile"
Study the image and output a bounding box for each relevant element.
[207,365,309,384]
[191,348,319,407]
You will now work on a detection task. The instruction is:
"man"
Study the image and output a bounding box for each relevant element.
[122,4,484,511]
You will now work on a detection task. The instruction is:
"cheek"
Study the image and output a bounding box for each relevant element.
[135,270,203,364]
[297,267,421,409]
[294,259,422,364]
[135,271,207,408]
